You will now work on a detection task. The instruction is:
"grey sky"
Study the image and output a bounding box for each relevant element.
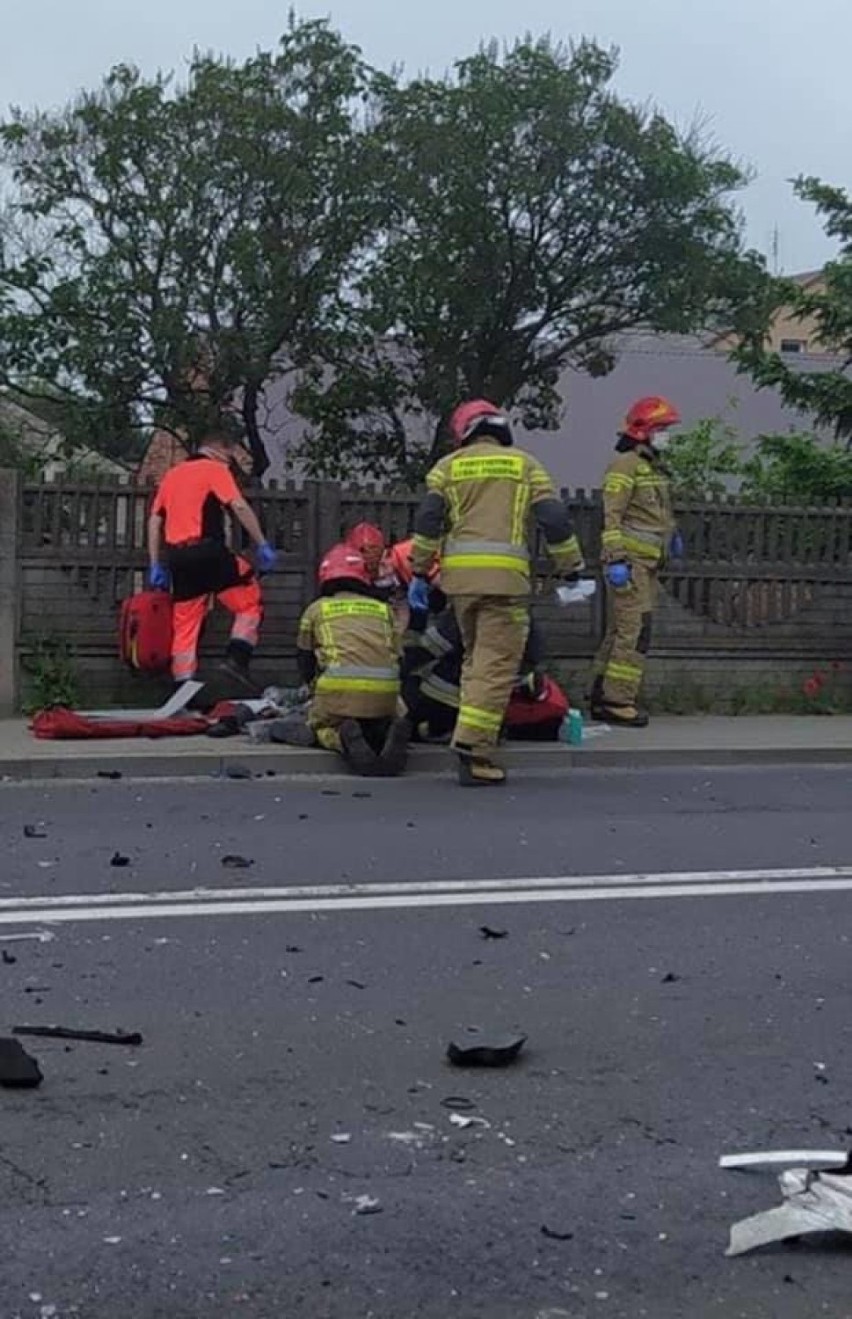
[2,0,847,271]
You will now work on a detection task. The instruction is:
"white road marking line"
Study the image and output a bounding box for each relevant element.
[4,866,852,912]
[1,873,852,926]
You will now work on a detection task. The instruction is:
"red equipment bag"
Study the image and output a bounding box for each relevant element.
[504,674,569,741]
[119,590,173,674]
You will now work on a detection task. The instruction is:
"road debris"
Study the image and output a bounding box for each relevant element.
[0,932,55,945]
[110,852,131,868]
[661,972,681,984]
[449,1113,490,1130]
[0,1037,43,1088]
[726,1165,852,1256]
[480,925,508,940]
[720,1150,850,1172]
[447,1035,527,1068]
[221,854,255,870]
[13,1025,143,1047]
[331,1133,352,1144]
[96,770,123,780]
[441,1096,477,1112]
[2,950,17,964]
[541,1225,574,1242]
[23,824,47,839]
[351,1195,383,1216]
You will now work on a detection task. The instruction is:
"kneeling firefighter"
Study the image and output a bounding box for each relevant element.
[296,544,410,776]
[410,399,584,786]
[590,396,682,728]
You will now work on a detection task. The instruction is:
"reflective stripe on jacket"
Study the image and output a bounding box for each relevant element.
[411,442,582,596]
[600,449,674,567]
[297,593,400,718]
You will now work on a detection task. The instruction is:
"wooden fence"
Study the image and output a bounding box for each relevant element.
[5,470,852,711]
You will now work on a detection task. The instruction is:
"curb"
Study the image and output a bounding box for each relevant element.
[1,740,850,782]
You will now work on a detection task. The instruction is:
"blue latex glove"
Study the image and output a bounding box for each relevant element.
[606,561,632,589]
[148,563,170,591]
[669,531,685,559]
[407,576,430,613]
[256,542,278,574]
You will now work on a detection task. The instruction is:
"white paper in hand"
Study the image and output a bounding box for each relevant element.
[555,579,597,607]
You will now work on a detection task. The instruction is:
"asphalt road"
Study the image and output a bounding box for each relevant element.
[3,766,852,1319]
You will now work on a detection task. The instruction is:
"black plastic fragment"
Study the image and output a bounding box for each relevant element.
[13,1025,142,1047]
[96,770,123,780]
[447,1035,527,1068]
[221,854,254,870]
[440,1096,477,1112]
[110,852,131,868]
[0,1037,43,1087]
[23,825,47,839]
[480,926,508,940]
[541,1225,574,1242]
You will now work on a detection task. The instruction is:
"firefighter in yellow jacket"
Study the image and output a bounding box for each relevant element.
[296,543,410,777]
[590,396,681,728]
[409,399,584,787]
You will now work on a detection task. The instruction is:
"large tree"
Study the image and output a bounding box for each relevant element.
[736,177,852,442]
[0,18,377,475]
[295,37,769,482]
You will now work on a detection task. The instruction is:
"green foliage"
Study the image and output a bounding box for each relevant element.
[293,35,769,479]
[736,177,852,439]
[666,417,745,498]
[22,636,80,714]
[739,432,852,503]
[665,418,852,506]
[0,18,378,476]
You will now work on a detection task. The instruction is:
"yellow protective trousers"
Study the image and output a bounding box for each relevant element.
[592,564,657,707]
[451,596,529,754]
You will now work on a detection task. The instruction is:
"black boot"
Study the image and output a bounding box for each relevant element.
[589,676,606,721]
[599,703,650,729]
[219,640,259,695]
[376,718,410,777]
[338,720,381,776]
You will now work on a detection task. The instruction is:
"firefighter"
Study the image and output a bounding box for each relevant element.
[402,605,548,744]
[345,522,386,583]
[409,398,584,787]
[147,419,277,689]
[295,543,409,776]
[590,395,681,728]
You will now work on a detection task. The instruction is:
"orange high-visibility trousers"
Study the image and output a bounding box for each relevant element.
[171,560,263,682]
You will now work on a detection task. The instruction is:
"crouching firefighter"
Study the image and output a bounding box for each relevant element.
[296,544,410,777]
[147,418,277,691]
[402,606,548,744]
[409,398,585,787]
[590,396,681,728]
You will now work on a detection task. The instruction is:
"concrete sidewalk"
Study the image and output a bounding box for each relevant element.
[1,715,851,781]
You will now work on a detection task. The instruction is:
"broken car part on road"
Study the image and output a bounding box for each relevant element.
[723,1151,852,1256]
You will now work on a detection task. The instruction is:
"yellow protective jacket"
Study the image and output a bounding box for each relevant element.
[297,591,400,720]
[410,441,583,596]
[600,448,675,568]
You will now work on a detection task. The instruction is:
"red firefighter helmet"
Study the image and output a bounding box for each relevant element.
[448,399,511,448]
[623,396,681,443]
[317,542,372,589]
[346,521,385,556]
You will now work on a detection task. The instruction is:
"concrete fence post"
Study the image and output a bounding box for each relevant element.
[0,468,21,713]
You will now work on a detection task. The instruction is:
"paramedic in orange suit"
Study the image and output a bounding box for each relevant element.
[147,421,277,687]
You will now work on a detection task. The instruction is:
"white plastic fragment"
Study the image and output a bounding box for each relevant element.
[331,1133,352,1144]
[727,1167,852,1257]
[720,1150,849,1172]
